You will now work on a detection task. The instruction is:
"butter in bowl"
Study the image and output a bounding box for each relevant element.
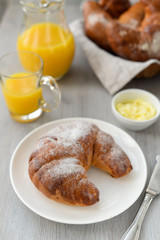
[111,89,160,131]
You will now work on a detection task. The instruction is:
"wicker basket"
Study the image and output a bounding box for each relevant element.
[136,63,160,78]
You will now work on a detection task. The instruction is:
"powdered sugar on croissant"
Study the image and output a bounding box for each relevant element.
[29,121,132,206]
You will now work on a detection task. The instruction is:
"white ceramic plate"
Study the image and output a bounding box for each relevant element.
[10,118,147,224]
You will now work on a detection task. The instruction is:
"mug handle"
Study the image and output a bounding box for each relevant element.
[39,76,61,112]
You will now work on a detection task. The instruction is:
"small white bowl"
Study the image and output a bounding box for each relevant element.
[111,89,160,131]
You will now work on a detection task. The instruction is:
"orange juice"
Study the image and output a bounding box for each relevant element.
[17,22,75,78]
[2,72,42,115]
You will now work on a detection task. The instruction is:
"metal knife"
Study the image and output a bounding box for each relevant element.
[120,155,160,240]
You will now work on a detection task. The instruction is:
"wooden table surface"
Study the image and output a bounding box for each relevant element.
[0,1,160,240]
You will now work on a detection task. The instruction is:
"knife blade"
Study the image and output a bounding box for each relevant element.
[146,155,160,196]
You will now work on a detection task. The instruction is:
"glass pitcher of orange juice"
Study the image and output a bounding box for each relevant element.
[17,0,75,80]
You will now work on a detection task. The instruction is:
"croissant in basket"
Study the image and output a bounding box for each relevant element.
[28,121,132,206]
[83,0,160,62]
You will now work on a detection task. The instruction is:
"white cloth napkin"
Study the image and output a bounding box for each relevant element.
[70,19,160,95]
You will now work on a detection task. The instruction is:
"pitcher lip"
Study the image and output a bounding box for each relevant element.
[19,0,64,12]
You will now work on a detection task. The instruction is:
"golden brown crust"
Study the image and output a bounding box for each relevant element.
[119,2,145,27]
[140,0,160,14]
[29,121,132,206]
[82,0,160,62]
[32,157,99,206]
[106,21,148,61]
[92,131,132,177]
[99,0,130,18]
[83,1,112,51]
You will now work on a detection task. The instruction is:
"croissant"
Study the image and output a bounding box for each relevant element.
[82,1,112,51]
[83,0,160,61]
[29,121,132,206]
[99,0,130,18]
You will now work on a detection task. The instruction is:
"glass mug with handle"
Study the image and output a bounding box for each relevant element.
[0,51,61,123]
